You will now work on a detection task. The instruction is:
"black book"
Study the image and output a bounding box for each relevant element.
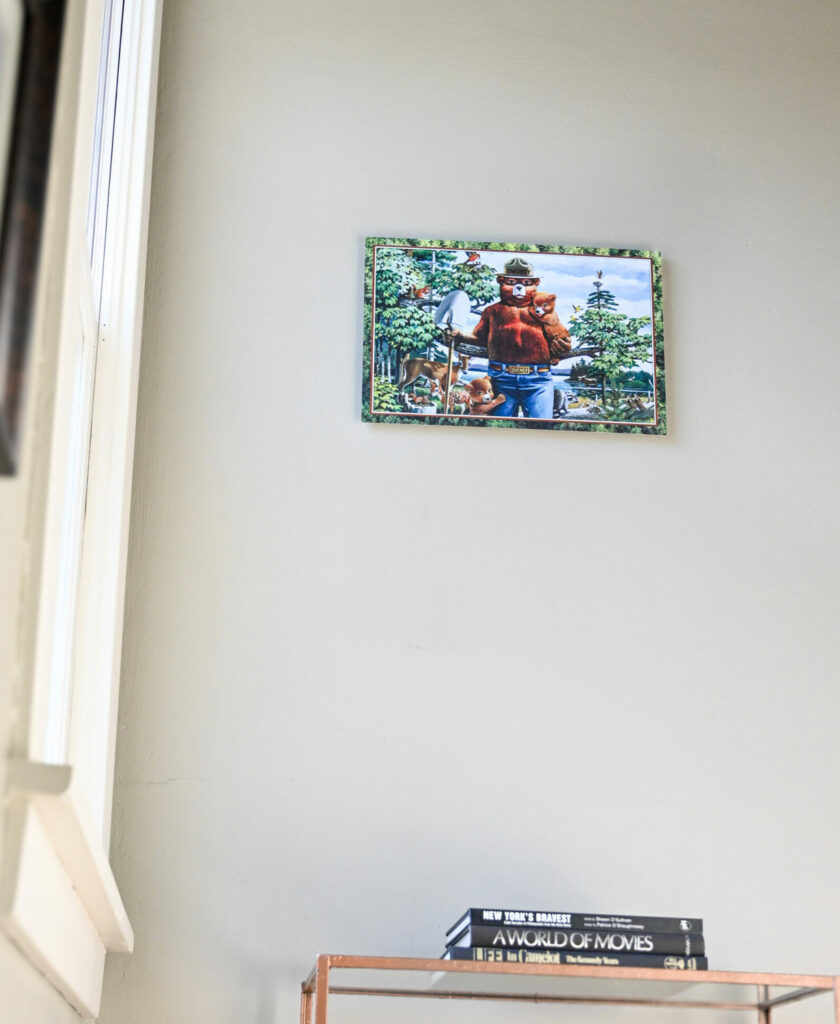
[446,908,702,938]
[442,947,708,971]
[447,924,704,957]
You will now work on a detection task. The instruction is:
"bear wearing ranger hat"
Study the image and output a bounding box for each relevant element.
[449,256,566,419]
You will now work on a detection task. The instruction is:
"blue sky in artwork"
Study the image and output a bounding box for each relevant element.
[458,249,654,326]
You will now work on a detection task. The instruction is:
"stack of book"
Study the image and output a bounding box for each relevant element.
[442,907,707,971]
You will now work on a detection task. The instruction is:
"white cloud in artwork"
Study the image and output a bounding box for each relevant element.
[431,248,655,342]
[466,250,653,322]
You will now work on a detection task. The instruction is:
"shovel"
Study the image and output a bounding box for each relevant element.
[434,290,474,415]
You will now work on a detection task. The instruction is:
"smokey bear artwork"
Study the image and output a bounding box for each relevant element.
[362,238,666,435]
[529,293,573,364]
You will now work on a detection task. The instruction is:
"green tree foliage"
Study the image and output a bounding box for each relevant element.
[379,304,438,357]
[411,249,499,308]
[372,377,402,412]
[586,283,618,312]
[371,248,499,404]
[623,368,654,391]
[411,248,457,281]
[430,262,498,307]
[374,247,425,308]
[372,248,437,395]
[569,273,652,406]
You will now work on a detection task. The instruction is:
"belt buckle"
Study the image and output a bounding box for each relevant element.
[509,365,530,375]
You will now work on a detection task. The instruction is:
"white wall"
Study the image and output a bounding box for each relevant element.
[100,1,840,1022]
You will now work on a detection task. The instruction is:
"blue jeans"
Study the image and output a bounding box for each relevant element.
[489,365,554,419]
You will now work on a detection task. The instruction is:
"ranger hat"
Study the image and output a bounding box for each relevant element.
[501,256,536,278]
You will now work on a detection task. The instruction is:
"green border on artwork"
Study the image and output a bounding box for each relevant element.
[362,237,666,435]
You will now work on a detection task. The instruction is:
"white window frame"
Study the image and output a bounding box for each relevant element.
[0,0,162,1016]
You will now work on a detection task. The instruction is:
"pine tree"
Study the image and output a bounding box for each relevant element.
[588,270,619,315]
[569,270,652,409]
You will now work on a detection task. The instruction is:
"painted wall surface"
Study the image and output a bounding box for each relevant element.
[101,1,840,1022]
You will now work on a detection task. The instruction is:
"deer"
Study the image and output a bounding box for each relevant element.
[397,354,470,399]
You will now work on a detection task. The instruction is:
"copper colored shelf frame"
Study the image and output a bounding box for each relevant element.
[300,955,840,1024]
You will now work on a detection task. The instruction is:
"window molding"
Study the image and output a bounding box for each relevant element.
[70,0,163,839]
[0,760,132,1017]
[0,0,162,1015]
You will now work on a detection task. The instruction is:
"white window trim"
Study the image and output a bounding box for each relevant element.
[0,0,162,1017]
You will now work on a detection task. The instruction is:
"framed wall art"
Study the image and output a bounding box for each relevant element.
[362,237,666,435]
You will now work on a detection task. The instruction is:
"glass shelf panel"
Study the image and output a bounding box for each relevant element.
[320,957,835,1013]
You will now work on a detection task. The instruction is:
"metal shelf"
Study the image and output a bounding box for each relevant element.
[301,955,839,1024]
